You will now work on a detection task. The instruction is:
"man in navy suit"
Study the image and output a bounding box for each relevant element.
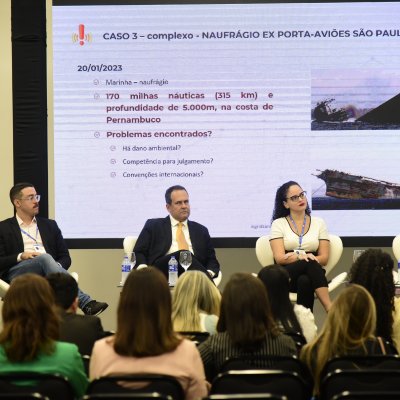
[134,185,220,279]
[0,182,108,315]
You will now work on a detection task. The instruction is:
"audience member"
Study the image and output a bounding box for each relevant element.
[134,185,220,279]
[90,267,208,400]
[300,284,395,395]
[349,248,400,350]
[258,265,317,343]
[172,270,221,334]
[0,182,108,315]
[46,272,107,356]
[270,181,331,311]
[198,272,297,381]
[0,274,88,398]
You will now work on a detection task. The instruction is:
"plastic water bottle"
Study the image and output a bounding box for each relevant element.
[121,255,131,285]
[168,256,178,287]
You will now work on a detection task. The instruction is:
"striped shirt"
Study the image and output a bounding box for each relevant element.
[198,331,297,381]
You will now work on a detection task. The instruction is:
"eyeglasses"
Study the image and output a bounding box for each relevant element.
[20,194,41,202]
[287,191,307,202]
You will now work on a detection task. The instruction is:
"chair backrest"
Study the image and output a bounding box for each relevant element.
[0,279,10,298]
[204,394,287,400]
[331,391,400,400]
[178,331,210,345]
[320,369,400,400]
[0,373,74,400]
[321,355,400,379]
[324,234,343,275]
[87,374,184,400]
[255,236,274,267]
[83,394,172,399]
[220,355,312,389]
[210,370,310,400]
[393,235,400,261]
[123,236,138,255]
[255,234,343,276]
[0,394,49,400]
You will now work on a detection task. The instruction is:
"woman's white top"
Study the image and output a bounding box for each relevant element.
[270,216,329,252]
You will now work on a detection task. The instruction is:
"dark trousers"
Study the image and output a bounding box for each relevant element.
[284,260,328,311]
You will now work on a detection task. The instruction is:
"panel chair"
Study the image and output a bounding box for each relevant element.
[124,236,223,286]
[0,373,74,400]
[0,279,10,299]
[319,369,400,400]
[87,374,184,400]
[393,235,400,261]
[210,370,310,400]
[255,234,346,302]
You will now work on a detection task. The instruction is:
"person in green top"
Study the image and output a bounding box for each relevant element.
[0,273,88,398]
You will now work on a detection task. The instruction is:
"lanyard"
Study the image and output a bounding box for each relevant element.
[289,214,307,249]
[20,226,39,243]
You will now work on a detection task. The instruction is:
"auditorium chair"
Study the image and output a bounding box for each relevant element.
[86,373,184,400]
[123,235,222,286]
[255,234,346,303]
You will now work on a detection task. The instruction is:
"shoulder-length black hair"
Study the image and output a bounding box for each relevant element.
[258,265,303,334]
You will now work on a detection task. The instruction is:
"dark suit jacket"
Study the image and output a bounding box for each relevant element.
[59,311,106,356]
[134,216,220,275]
[0,216,71,278]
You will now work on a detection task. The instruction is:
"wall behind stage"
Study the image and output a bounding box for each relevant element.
[0,0,394,333]
[0,0,13,220]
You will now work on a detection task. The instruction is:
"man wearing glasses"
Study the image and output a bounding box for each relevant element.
[0,182,108,316]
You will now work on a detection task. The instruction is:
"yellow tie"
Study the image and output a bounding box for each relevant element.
[176,222,189,250]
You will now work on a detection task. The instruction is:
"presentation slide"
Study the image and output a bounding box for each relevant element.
[52,1,400,241]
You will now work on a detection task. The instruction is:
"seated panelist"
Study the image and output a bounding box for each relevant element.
[134,185,220,279]
[269,181,331,312]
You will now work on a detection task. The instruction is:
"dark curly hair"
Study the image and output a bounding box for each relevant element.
[348,249,395,341]
[271,181,311,222]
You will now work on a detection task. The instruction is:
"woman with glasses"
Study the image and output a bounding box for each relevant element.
[269,181,331,312]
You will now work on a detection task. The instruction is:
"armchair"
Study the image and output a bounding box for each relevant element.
[255,234,347,302]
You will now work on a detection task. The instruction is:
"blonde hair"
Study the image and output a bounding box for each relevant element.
[300,284,377,394]
[172,271,221,332]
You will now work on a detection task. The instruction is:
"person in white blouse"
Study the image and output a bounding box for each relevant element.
[269,181,331,312]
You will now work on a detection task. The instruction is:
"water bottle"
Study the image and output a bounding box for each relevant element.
[120,255,131,286]
[168,255,178,287]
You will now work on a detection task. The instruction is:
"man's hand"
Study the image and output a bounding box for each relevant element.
[21,251,42,260]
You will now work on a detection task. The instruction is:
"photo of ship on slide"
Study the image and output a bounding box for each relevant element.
[311,70,400,131]
[312,169,400,210]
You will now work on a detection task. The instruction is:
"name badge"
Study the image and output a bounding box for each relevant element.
[34,244,45,253]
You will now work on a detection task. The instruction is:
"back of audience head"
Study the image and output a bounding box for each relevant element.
[114,267,181,357]
[217,272,278,349]
[172,270,221,332]
[0,274,59,362]
[258,265,302,334]
[301,284,376,392]
[349,248,394,340]
[46,272,78,311]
